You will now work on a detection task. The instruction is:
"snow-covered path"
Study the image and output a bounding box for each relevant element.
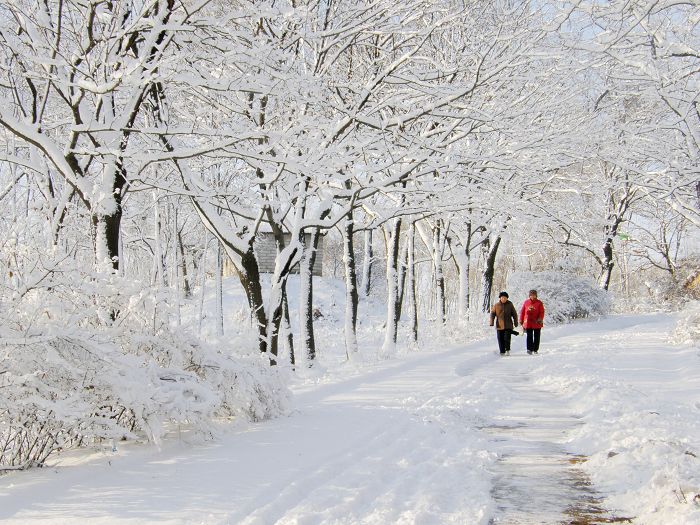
[483,356,630,524]
[1,312,698,524]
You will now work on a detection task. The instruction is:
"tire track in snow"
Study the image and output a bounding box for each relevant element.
[230,415,413,524]
[231,346,495,525]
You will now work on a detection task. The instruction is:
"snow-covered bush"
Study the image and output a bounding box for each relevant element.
[0,267,290,470]
[646,256,700,308]
[507,271,610,324]
[671,301,700,346]
[0,333,205,469]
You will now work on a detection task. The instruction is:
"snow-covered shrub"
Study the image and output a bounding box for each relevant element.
[0,333,208,469]
[131,331,290,422]
[670,301,700,346]
[0,266,290,470]
[647,256,700,308]
[507,271,610,324]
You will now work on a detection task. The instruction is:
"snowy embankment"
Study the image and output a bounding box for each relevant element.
[539,312,700,524]
[0,294,698,524]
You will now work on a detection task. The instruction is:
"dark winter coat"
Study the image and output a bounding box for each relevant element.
[490,300,518,330]
[520,298,545,329]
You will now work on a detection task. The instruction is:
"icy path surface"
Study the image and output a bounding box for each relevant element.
[482,357,630,525]
[1,313,693,524]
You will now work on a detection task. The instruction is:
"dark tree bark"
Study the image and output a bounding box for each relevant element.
[282,294,295,366]
[103,172,126,271]
[215,244,224,336]
[481,235,502,313]
[177,229,192,298]
[267,218,291,365]
[264,246,300,365]
[90,166,127,272]
[238,246,269,356]
[300,227,323,364]
[600,235,615,291]
[599,178,635,291]
[343,213,359,358]
[396,230,409,321]
[361,229,373,297]
[407,222,418,343]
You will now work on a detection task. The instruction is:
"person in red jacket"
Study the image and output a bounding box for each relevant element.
[520,289,545,354]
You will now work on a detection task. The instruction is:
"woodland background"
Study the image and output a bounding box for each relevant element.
[0,0,698,470]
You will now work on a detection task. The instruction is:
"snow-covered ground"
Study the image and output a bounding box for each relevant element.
[1,291,699,524]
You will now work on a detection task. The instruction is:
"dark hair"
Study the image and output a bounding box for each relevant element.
[498,291,509,298]
[529,289,538,296]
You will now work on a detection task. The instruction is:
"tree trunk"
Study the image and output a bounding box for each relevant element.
[456,247,470,321]
[104,211,122,271]
[299,228,323,365]
[238,247,268,355]
[172,206,182,326]
[361,229,373,297]
[267,222,291,365]
[92,167,126,272]
[91,214,121,321]
[381,218,402,357]
[197,237,209,337]
[107,165,127,270]
[282,294,295,366]
[215,244,224,337]
[343,214,359,359]
[177,229,192,298]
[396,229,409,321]
[600,236,615,291]
[265,246,300,366]
[407,222,418,344]
[453,225,474,321]
[433,222,446,325]
[599,209,627,291]
[481,236,502,312]
[599,206,624,291]
[52,189,73,248]
[153,196,167,287]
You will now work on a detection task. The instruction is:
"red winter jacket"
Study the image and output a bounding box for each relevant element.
[520,298,545,329]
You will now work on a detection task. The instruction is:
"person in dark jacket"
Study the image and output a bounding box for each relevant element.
[490,291,518,355]
[520,289,545,354]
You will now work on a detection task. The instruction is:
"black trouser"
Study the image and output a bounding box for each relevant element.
[526,328,541,352]
[496,329,512,354]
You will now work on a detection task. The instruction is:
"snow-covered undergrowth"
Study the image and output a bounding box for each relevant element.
[508,270,610,324]
[531,314,700,524]
[0,271,289,470]
[671,300,700,345]
[646,257,700,308]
